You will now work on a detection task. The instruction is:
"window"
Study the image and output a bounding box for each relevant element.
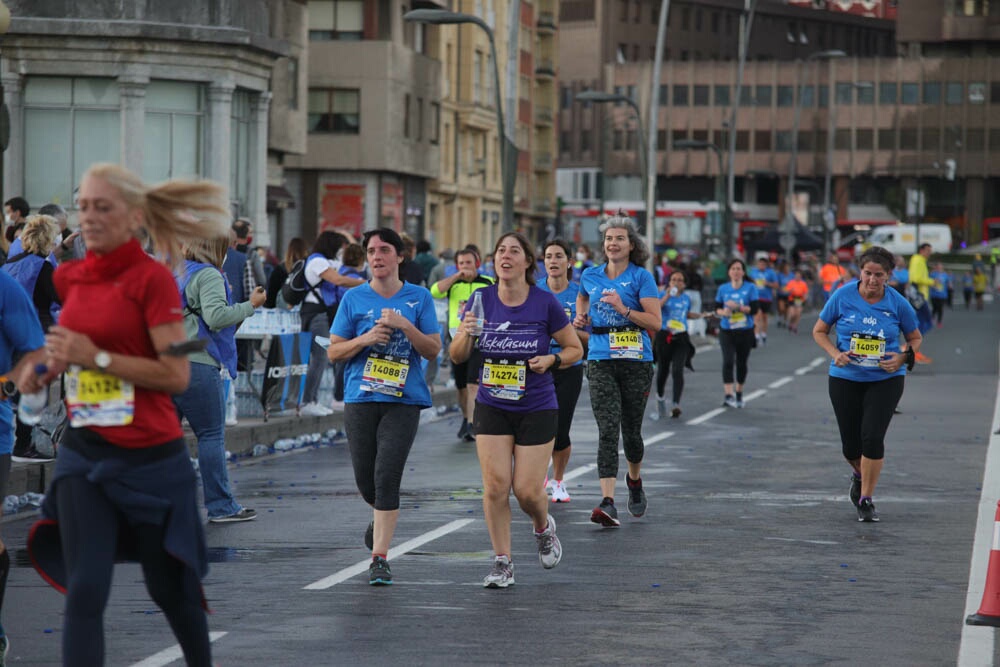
[673,85,689,106]
[714,85,730,106]
[23,77,121,207]
[946,82,963,105]
[695,8,703,31]
[143,81,205,183]
[659,84,669,106]
[693,85,709,106]
[692,129,708,142]
[619,0,628,21]
[633,0,641,22]
[879,82,897,104]
[834,129,851,150]
[559,130,570,153]
[288,58,299,110]
[755,85,772,107]
[901,82,919,104]
[899,128,918,150]
[416,97,423,141]
[738,86,752,107]
[922,127,940,151]
[858,83,874,105]
[308,0,363,41]
[800,85,815,108]
[774,130,792,151]
[473,51,483,104]
[681,7,690,29]
[818,85,829,108]
[560,86,571,109]
[626,129,637,150]
[308,88,360,133]
[991,128,1000,151]
[799,131,814,151]
[735,130,749,151]
[713,130,726,147]
[923,81,941,104]
[992,82,1000,104]
[754,130,772,151]
[657,129,668,151]
[856,129,873,150]
[967,128,984,149]
[711,12,720,33]
[429,102,440,144]
[835,82,853,105]
[672,129,688,145]
[969,82,986,104]
[581,130,591,152]
[878,128,895,150]
[613,130,624,150]
[777,85,794,107]
[403,94,411,138]
[230,90,253,215]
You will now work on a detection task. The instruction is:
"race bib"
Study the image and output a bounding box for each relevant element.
[849,332,886,367]
[729,311,747,328]
[666,319,686,332]
[481,358,526,401]
[361,353,409,397]
[609,329,643,359]
[755,278,765,288]
[65,368,135,427]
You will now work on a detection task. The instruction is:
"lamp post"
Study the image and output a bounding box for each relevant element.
[404,9,518,232]
[575,91,648,219]
[788,49,845,235]
[822,79,871,258]
[673,139,725,258]
[725,0,758,260]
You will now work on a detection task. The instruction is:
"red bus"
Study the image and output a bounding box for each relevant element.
[983,218,1000,243]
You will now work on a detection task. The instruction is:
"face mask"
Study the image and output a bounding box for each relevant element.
[576,252,586,261]
[3,215,10,225]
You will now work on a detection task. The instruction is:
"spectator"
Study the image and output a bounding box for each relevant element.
[265,237,308,309]
[399,233,426,285]
[39,203,84,263]
[414,239,439,282]
[426,248,455,286]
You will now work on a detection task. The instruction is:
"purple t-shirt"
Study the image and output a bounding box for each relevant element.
[475,284,569,412]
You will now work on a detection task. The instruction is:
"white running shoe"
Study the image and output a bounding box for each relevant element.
[534,515,562,569]
[650,397,665,421]
[550,480,571,503]
[301,402,334,417]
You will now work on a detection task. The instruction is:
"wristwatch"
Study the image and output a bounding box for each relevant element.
[551,353,562,370]
[94,350,112,370]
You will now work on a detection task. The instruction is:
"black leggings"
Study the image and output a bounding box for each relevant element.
[931,297,946,324]
[552,364,584,452]
[828,375,905,461]
[653,330,689,404]
[719,329,754,385]
[57,475,210,667]
[344,402,421,511]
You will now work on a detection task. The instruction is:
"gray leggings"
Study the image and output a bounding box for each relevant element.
[588,360,654,479]
[344,402,422,511]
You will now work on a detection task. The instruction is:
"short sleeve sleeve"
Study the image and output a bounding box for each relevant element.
[417,289,440,335]
[637,267,659,300]
[330,291,355,340]
[818,290,839,325]
[546,291,570,335]
[142,264,185,329]
[898,296,919,334]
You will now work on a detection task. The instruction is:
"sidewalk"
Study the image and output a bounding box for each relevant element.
[8,386,460,499]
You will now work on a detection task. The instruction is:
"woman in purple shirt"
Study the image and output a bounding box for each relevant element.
[451,232,582,589]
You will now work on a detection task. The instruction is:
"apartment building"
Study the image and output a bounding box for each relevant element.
[0,0,307,251]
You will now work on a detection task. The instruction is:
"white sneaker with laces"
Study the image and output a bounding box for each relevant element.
[301,402,334,417]
[650,397,665,421]
[550,480,571,503]
[534,515,562,569]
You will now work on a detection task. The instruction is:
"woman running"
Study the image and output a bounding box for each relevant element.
[327,228,441,585]
[538,239,589,503]
[651,270,702,420]
[21,162,229,666]
[574,214,660,528]
[812,246,921,522]
[452,232,582,588]
[784,269,810,334]
[714,259,760,408]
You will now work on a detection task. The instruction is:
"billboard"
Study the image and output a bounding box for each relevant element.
[786,0,896,20]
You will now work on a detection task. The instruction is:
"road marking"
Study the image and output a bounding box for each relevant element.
[687,407,725,425]
[768,376,794,389]
[958,373,1000,665]
[742,389,767,403]
[645,431,675,445]
[562,463,597,482]
[130,632,227,667]
[695,344,715,355]
[304,518,474,590]
[795,356,827,375]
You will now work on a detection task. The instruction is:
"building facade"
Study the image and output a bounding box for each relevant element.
[1,0,307,251]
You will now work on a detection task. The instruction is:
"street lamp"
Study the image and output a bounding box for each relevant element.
[788,49,845,235]
[575,91,648,221]
[822,80,872,257]
[403,9,518,232]
[673,139,725,257]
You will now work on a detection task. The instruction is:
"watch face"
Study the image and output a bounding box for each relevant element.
[95,351,112,369]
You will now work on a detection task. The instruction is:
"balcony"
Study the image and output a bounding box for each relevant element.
[537,11,557,33]
[534,104,554,127]
[533,151,554,171]
[535,58,556,79]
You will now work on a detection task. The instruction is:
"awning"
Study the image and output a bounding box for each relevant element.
[267,185,296,211]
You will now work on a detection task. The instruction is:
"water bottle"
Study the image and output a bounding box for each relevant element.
[18,364,49,425]
[467,290,484,336]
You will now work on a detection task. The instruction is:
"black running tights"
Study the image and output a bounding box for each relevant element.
[57,476,211,667]
[828,375,904,462]
[654,330,689,404]
[719,329,754,385]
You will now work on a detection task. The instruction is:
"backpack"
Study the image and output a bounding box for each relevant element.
[281,258,322,306]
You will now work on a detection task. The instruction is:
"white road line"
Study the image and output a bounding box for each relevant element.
[686,407,725,425]
[562,463,597,482]
[130,632,227,667]
[304,518,474,590]
[768,376,794,389]
[795,356,827,375]
[958,373,1000,666]
[742,389,767,403]
[645,431,675,445]
[695,344,715,355]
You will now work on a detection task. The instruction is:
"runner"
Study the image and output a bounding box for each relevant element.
[451,232,582,588]
[650,270,703,420]
[327,228,441,586]
[22,162,228,666]
[775,259,793,328]
[574,214,660,528]
[929,262,949,326]
[538,239,589,503]
[0,270,46,664]
[784,269,810,334]
[714,259,760,408]
[812,245,921,522]
[748,256,778,345]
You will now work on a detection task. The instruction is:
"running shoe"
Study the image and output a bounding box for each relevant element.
[457,418,469,440]
[626,476,647,517]
[368,556,392,585]
[723,395,738,408]
[590,498,620,527]
[915,351,933,365]
[483,555,515,588]
[301,402,334,417]
[550,480,571,503]
[11,445,54,464]
[670,404,682,419]
[534,515,562,569]
[364,520,374,550]
[208,507,257,523]
[735,399,745,409]
[849,475,862,507]
[857,498,879,522]
[650,397,665,421]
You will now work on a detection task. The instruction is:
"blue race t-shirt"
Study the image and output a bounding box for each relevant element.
[659,287,692,333]
[475,285,569,412]
[818,280,919,382]
[777,270,793,297]
[0,272,46,455]
[929,271,949,299]
[330,281,440,408]
[581,263,658,361]
[538,279,582,366]
[748,267,778,301]
[715,281,760,331]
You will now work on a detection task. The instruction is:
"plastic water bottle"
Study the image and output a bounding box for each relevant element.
[467,290,484,336]
[18,364,49,425]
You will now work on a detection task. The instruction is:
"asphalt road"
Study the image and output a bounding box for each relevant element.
[4,298,999,666]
